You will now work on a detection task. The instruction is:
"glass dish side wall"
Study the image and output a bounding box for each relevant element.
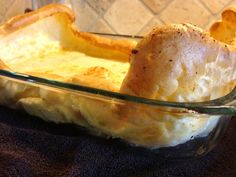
[0,74,231,158]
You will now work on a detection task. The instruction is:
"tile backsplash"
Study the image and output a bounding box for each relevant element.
[0,0,236,35]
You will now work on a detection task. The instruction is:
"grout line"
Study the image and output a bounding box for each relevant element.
[99,16,117,34]
[158,15,167,25]
[135,0,157,35]
[136,16,155,35]
[136,15,163,35]
[86,0,115,17]
[155,15,164,25]
[139,0,155,15]
[127,0,155,35]
[80,2,102,32]
[198,0,215,15]
[130,0,160,35]
[86,0,117,34]
[157,0,179,24]
[80,0,234,34]
[199,0,234,16]
[195,0,218,29]
[102,7,119,33]
[139,0,172,28]
[225,0,236,9]
[156,0,174,15]
[2,0,17,22]
[140,0,173,16]
[102,0,116,17]
[103,16,119,34]
[86,0,101,15]
[101,2,118,34]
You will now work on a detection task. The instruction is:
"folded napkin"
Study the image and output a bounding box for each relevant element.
[0,106,235,177]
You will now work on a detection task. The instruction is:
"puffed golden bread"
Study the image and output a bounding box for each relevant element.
[121,23,236,102]
[210,6,236,45]
[0,4,136,129]
[85,23,235,148]
[0,4,235,148]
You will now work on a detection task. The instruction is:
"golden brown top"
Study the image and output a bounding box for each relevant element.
[0,4,74,34]
[0,4,136,60]
[210,6,236,45]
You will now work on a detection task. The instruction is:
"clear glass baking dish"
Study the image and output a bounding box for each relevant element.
[0,34,235,158]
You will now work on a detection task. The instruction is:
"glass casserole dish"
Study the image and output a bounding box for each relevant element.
[0,4,235,158]
[0,69,235,158]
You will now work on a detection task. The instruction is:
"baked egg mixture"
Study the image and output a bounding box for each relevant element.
[0,8,226,148]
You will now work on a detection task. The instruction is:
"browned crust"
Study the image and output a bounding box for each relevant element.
[209,6,236,32]
[0,4,136,56]
[0,4,75,34]
[209,6,236,45]
[209,20,221,33]
[222,6,236,22]
[75,31,136,55]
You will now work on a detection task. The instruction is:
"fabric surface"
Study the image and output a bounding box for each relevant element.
[0,106,235,177]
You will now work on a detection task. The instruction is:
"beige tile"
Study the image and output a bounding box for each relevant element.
[225,0,236,8]
[70,0,99,31]
[104,0,153,35]
[24,0,33,9]
[0,14,2,24]
[0,0,34,24]
[138,17,163,35]
[87,0,115,15]
[89,18,115,34]
[142,0,171,14]
[160,0,213,28]
[0,0,15,16]
[32,0,53,9]
[1,0,29,23]
[200,0,232,14]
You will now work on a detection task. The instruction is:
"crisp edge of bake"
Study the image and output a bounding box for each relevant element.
[0,3,136,56]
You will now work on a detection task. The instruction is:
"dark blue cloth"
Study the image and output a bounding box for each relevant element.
[0,106,235,177]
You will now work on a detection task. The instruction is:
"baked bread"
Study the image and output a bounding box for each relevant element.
[121,23,236,102]
[0,4,235,148]
[210,6,236,45]
[0,4,136,130]
[117,23,235,147]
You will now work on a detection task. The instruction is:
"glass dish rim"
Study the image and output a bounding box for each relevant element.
[0,69,235,115]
